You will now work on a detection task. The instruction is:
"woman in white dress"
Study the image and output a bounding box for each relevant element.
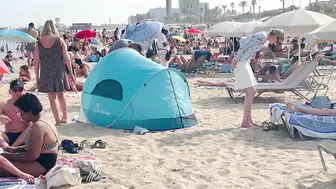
[231,30,284,128]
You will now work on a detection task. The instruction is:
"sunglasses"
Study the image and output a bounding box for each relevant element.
[12,87,24,93]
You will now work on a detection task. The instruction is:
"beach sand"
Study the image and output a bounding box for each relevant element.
[1,60,336,189]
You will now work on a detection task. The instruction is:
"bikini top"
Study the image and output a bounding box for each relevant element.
[74,58,83,65]
[24,120,58,151]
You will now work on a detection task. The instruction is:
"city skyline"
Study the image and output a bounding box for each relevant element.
[1,0,310,27]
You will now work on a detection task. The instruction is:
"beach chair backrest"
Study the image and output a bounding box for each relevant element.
[281,51,324,86]
[278,60,309,85]
[287,60,319,88]
[186,54,208,69]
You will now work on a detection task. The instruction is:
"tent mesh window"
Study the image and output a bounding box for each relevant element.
[91,79,123,100]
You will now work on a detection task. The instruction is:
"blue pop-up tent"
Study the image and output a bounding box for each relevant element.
[78,48,197,131]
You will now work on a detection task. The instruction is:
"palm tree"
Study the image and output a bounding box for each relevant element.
[251,0,257,14]
[239,1,248,13]
[280,0,285,11]
[221,5,228,13]
[230,2,235,13]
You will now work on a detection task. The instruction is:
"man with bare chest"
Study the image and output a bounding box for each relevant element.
[0,79,31,147]
[26,22,39,66]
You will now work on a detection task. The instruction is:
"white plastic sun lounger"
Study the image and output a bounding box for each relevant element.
[226,60,328,102]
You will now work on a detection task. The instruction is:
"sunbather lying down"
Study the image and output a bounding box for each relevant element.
[194,80,227,87]
[286,103,336,116]
[194,73,279,87]
[168,50,212,69]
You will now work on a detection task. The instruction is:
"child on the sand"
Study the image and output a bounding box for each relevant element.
[0,155,34,183]
[19,65,32,82]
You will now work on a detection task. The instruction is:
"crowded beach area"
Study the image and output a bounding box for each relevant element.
[2,7,336,189]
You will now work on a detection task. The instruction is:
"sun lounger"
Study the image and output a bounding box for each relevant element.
[181,55,218,77]
[269,103,336,140]
[226,59,328,103]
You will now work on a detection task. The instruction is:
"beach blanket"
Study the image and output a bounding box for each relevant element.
[0,183,36,189]
[0,178,36,189]
[197,86,226,90]
[27,91,81,98]
[269,103,336,139]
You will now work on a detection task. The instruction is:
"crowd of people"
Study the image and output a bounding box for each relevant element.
[1,18,336,184]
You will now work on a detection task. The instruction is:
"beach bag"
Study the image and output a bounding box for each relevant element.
[45,165,81,189]
[311,96,332,109]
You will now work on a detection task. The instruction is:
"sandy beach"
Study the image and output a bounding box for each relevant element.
[1,59,336,189]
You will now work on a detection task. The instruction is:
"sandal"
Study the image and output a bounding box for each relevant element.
[268,122,279,130]
[261,121,279,131]
[81,169,104,183]
[79,140,91,150]
[261,121,270,131]
[91,139,107,149]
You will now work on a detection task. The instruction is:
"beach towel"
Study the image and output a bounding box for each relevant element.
[0,178,36,189]
[269,103,336,139]
[27,91,81,98]
[194,50,212,62]
[197,86,227,90]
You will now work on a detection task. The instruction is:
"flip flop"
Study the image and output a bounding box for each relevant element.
[81,169,104,183]
[268,122,279,130]
[91,139,107,149]
[79,140,91,150]
[261,121,270,131]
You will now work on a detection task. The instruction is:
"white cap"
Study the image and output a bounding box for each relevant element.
[162,25,169,31]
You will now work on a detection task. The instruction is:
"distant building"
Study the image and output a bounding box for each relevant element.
[149,8,179,21]
[55,17,60,25]
[54,17,66,32]
[166,0,172,16]
[199,2,209,16]
[179,0,200,16]
[306,0,336,12]
[70,23,92,31]
[128,16,138,25]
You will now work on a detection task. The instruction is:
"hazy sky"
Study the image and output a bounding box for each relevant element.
[2,0,310,27]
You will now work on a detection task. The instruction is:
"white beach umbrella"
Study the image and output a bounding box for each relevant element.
[309,20,336,41]
[208,21,242,37]
[229,21,262,37]
[253,10,334,35]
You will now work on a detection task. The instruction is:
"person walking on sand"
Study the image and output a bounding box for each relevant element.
[33,20,74,125]
[157,25,170,67]
[231,29,284,128]
[26,23,39,67]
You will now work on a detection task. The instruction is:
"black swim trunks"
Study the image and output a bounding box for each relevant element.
[5,132,22,146]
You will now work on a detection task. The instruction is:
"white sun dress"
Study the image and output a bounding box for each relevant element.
[233,32,267,90]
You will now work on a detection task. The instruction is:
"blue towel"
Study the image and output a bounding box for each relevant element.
[194,50,212,62]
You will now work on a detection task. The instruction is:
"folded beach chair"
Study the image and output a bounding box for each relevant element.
[226,59,329,103]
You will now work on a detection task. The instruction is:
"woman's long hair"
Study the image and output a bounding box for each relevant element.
[41,20,59,37]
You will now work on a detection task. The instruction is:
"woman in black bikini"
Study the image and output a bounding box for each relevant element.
[0,93,58,176]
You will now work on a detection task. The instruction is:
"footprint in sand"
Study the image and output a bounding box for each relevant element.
[217,169,231,177]
[205,158,217,164]
[178,158,192,166]
[196,184,209,189]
